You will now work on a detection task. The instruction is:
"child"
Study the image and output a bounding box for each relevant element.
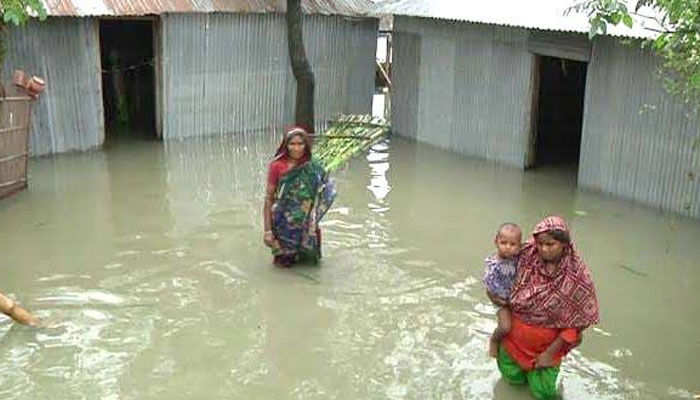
[483,222,522,358]
[0,291,38,327]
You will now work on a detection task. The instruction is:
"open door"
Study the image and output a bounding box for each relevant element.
[100,19,158,141]
[528,55,587,169]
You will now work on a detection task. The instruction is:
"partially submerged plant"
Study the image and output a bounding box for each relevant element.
[313,115,391,173]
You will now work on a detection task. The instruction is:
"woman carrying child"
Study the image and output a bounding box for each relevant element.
[497,216,599,400]
[262,126,336,267]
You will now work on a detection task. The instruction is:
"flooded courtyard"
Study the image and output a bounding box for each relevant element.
[0,133,698,399]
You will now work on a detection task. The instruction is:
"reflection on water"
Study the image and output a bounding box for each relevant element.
[0,133,698,399]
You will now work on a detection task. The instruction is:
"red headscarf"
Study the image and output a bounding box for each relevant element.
[510,216,599,329]
[272,125,312,163]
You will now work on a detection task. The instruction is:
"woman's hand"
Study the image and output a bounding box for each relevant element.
[263,231,275,247]
[534,351,556,368]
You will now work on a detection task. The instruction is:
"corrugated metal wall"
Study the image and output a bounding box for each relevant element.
[527,30,590,62]
[392,16,535,167]
[161,13,377,139]
[390,17,700,217]
[2,17,104,156]
[3,13,376,155]
[580,37,700,218]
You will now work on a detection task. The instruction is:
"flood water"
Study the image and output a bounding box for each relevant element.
[0,133,698,399]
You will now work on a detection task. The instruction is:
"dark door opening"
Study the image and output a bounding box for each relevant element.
[532,56,587,168]
[100,19,157,141]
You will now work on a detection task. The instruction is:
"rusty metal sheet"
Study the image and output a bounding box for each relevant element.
[41,0,373,17]
[373,0,660,39]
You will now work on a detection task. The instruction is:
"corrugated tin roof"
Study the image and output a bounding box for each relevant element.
[372,0,661,38]
[41,0,373,17]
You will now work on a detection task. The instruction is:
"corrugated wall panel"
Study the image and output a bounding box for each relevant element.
[580,37,700,218]
[162,13,377,139]
[392,16,533,167]
[2,18,104,156]
[391,29,421,140]
[41,0,373,17]
[527,30,591,62]
[418,33,454,149]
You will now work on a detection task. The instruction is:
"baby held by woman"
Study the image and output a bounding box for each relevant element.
[483,222,522,357]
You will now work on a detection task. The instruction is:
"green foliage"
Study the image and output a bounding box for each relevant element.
[570,0,700,107]
[0,0,47,67]
[313,115,390,173]
[571,0,700,213]
[569,0,631,38]
[1,0,47,26]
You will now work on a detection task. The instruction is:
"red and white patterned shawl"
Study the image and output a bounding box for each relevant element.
[510,216,599,329]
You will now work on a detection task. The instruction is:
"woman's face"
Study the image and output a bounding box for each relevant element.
[535,232,565,263]
[287,135,305,160]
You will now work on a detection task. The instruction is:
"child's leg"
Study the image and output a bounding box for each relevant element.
[489,307,511,357]
[495,307,512,338]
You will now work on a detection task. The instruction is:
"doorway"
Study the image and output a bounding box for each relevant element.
[373,31,392,121]
[530,56,587,168]
[100,19,157,141]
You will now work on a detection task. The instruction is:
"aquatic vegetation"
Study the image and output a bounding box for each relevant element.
[313,115,391,173]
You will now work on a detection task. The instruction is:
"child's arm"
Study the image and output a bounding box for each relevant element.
[0,292,38,327]
[535,329,579,368]
[486,290,508,307]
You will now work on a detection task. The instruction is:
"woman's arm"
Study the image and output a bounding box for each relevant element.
[535,328,579,368]
[263,180,276,247]
[535,337,565,368]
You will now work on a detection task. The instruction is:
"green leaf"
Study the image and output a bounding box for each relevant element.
[622,14,633,28]
[0,0,49,25]
[588,17,605,38]
[588,27,597,40]
[610,12,622,24]
[653,35,668,51]
[691,73,700,87]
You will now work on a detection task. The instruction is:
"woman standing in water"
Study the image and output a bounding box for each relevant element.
[497,216,599,400]
[263,126,335,267]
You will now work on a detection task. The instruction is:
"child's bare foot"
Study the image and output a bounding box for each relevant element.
[489,338,499,358]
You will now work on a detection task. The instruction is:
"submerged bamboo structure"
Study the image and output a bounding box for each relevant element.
[313,114,390,172]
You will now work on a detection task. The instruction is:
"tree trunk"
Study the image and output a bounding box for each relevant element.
[286,0,315,133]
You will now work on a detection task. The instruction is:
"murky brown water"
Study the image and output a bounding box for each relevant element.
[0,133,698,399]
